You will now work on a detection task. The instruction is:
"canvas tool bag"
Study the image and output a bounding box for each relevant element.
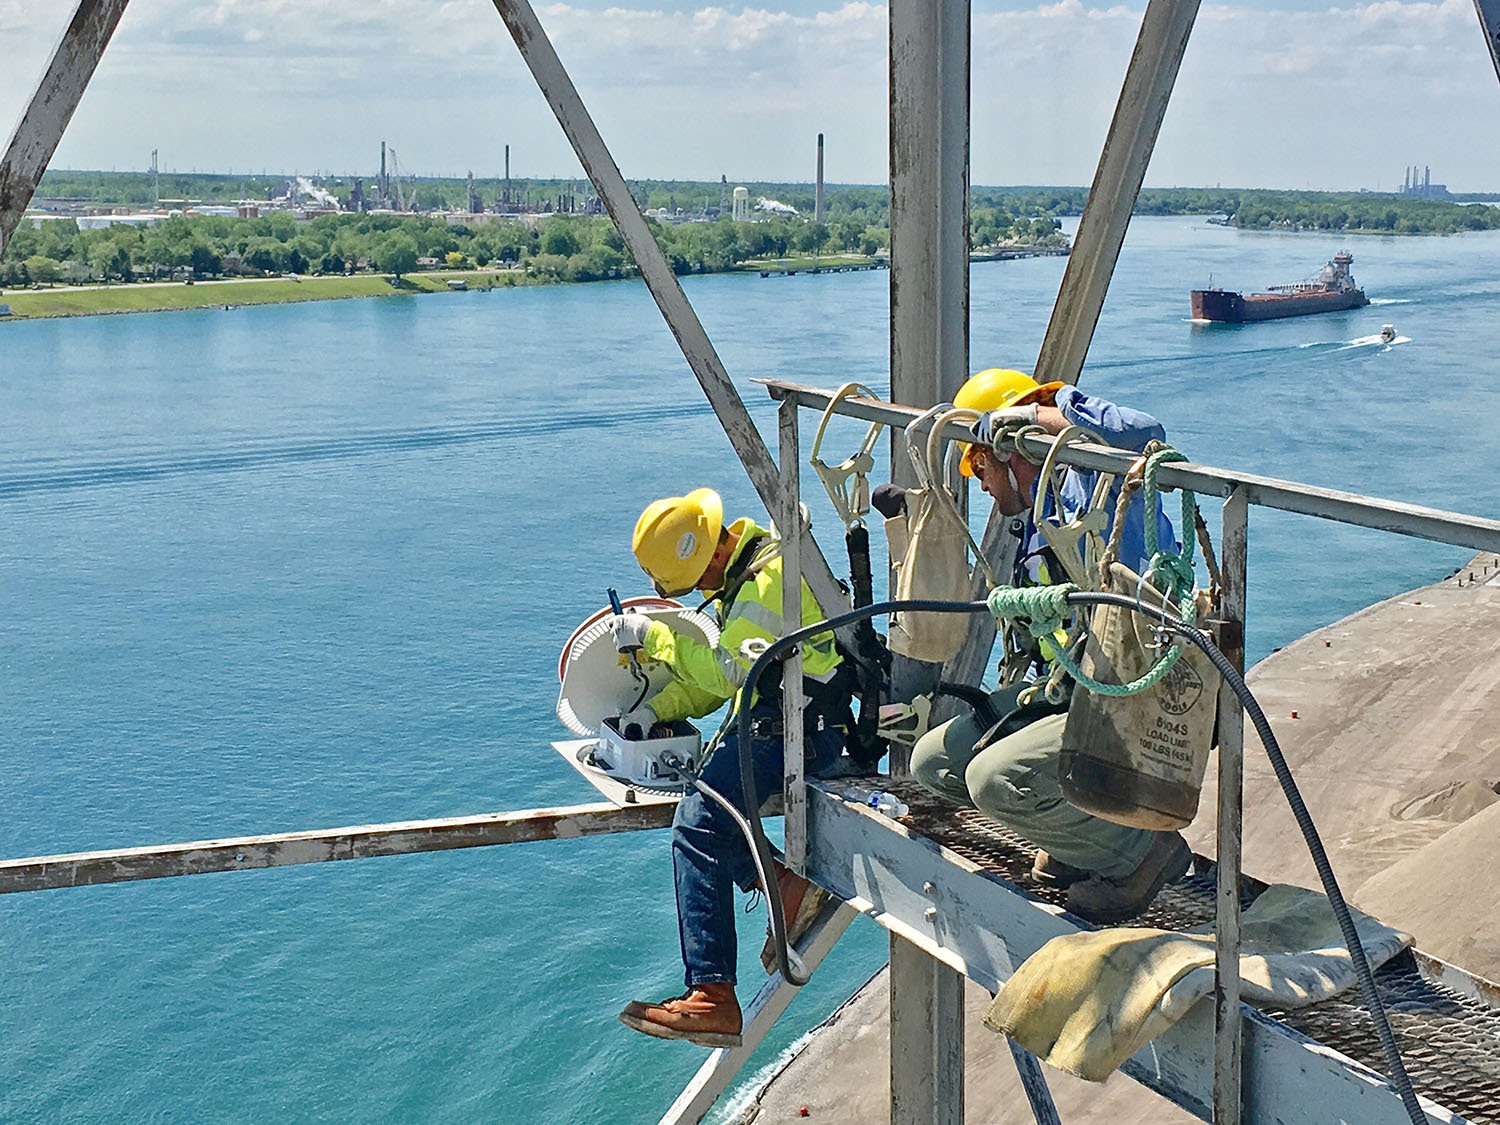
[884,406,990,664]
[1058,563,1221,832]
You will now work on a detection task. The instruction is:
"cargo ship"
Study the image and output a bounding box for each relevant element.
[1190,250,1370,322]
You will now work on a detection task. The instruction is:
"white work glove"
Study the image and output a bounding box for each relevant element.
[618,704,657,740]
[973,404,1040,450]
[609,611,654,653]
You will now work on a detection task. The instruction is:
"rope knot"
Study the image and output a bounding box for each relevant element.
[986,584,1077,640]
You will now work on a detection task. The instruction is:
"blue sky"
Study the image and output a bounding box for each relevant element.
[3,0,1499,191]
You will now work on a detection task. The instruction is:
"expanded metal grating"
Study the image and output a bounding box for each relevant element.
[876,776,1500,1124]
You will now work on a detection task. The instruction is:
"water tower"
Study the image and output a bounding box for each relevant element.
[731,185,750,222]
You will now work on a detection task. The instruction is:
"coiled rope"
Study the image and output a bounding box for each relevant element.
[990,443,1205,699]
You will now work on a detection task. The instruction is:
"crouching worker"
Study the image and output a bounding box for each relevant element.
[612,488,851,1047]
[911,369,1191,924]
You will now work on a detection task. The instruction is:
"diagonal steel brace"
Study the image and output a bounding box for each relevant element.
[485,0,848,617]
[0,0,133,256]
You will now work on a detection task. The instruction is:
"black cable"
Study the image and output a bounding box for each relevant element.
[735,599,989,986]
[729,594,1424,1123]
[624,664,650,718]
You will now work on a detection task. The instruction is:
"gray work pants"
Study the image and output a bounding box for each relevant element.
[910,683,1155,880]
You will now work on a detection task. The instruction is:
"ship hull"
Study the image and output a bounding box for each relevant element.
[1190,287,1369,322]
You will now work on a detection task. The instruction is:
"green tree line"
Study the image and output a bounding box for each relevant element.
[1,204,1062,288]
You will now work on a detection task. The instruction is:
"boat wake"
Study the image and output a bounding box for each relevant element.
[1339,332,1410,350]
[0,400,736,499]
[1090,341,1304,370]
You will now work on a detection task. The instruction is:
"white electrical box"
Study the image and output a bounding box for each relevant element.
[592,716,702,785]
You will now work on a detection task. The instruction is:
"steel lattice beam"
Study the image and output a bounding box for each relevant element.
[484,0,849,617]
[0,802,675,894]
[1476,0,1500,84]
[0,0,132,255]
[1034,0,1200,389]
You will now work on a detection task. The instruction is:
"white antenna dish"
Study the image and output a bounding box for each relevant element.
[556,599,720,736]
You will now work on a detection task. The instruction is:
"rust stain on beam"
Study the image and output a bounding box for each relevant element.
[0,802,675,895]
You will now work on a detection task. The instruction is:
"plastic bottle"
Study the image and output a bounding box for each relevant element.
[869,791,910,818]
[844,785,909,819]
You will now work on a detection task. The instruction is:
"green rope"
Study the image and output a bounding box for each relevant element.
[1142,445,1198,626]
[986,444,1204,699]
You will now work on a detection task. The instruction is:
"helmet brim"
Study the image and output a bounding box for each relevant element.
[958,382,1065,477]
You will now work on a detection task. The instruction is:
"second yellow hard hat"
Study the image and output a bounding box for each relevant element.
[954,368,1064,477]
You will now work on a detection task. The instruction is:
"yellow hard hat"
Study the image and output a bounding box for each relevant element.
[954,368,1064,477]
[632,488,724,596]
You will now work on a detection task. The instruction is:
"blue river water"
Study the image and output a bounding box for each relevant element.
[2,217,1498,1121]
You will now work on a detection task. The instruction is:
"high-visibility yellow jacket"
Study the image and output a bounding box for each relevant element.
[643,518,842,723]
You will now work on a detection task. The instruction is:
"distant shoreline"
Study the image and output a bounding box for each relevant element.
[0,254,905,322]
[0,269,563,322]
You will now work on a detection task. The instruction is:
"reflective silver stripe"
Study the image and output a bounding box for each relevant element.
[717,646,750,687]
[733,601,784,635]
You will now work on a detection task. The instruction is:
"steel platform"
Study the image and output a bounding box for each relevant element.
[801,775,1500,1124]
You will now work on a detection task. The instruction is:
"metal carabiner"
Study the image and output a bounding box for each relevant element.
[810,382,884,531]
[1031,425,1113,589]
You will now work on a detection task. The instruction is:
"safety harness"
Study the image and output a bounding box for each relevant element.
[808,384,895,767]
[700,530,860,740]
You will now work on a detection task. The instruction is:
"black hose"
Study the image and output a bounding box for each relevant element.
[845,524,887,767]
[736,599,989,986]
[732,593,1425,1123]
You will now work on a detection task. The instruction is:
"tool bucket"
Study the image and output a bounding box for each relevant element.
[1059,563,1220,831]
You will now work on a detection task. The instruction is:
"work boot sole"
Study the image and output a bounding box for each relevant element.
[617,1011,743,1049]
[760,886,833,975]
[1068,836,1193,926]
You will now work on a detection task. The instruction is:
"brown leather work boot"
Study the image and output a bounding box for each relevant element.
[619,983,743,1048]
[759,865,833,975]
[1030,849,1090,889]
[1065,831,1192,925]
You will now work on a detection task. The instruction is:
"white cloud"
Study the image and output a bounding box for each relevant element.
[1,0,1497,188]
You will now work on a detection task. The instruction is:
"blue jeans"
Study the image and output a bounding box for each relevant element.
[672,701,845,988]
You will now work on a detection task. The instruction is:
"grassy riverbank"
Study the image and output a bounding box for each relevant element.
[1,255,895,321]
[0,270,528,320]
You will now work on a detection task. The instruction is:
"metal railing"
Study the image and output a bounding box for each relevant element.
[763,377,1500,1125]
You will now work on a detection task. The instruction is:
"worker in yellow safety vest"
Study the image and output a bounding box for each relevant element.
[910,369,1193,924]
[611,488,852,1048]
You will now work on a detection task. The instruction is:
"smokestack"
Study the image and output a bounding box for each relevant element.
[505,144,511,205]
[815,133,825,223]
[1425,165,1430,192]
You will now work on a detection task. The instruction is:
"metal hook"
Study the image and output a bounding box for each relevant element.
[809,382,884,531]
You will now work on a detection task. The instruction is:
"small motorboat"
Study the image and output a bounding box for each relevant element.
[1379,324,1397,343]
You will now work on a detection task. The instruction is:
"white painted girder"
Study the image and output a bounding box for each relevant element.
[483,0,849,621]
